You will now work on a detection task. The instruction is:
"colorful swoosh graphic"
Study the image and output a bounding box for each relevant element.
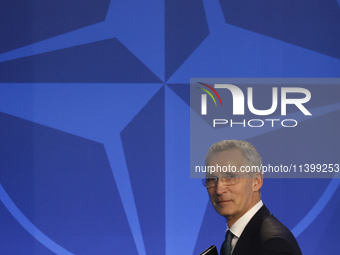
[197,82,223,106]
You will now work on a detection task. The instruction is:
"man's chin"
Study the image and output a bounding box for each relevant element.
[214,207,233,218]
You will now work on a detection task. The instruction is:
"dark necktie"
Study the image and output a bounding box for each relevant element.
[221,230,234,255]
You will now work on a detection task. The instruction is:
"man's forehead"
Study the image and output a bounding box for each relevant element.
[206,170,242,177]
[206,173,229,178]
[205,149,254,177]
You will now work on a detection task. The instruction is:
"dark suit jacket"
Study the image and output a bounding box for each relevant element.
[224,205,302,255]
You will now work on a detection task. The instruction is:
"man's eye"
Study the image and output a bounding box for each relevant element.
[206,178,216,183]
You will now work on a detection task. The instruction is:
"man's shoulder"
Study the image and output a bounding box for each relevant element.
[249,204,295,240]
[260,213,294,242]
[234,205,302,255]
[258,207,302,255]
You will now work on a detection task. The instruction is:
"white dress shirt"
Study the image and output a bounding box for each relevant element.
[227,200,263,254]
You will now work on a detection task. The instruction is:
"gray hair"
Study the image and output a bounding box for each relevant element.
[205,140,262,168]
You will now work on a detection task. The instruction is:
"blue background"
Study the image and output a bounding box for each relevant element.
[0,0,340,254]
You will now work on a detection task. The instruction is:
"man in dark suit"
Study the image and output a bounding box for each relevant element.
[203,140,302,255]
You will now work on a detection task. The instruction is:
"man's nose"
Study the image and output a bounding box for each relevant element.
[216,179,227,195]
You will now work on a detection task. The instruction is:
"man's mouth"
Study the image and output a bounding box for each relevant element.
[216,199,232,204]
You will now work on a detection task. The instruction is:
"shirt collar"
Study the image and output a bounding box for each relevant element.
[227,200,263,238]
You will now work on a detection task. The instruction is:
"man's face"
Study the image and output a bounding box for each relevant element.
[206,149,262,226]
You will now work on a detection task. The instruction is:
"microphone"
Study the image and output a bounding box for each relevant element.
[200,245,218,255]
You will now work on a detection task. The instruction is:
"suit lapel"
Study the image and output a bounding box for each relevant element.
[232,205,270,255]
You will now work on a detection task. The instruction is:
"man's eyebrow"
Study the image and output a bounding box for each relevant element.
[221,173,237,177]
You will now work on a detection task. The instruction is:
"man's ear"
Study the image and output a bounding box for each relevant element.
[253,172,263,192]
